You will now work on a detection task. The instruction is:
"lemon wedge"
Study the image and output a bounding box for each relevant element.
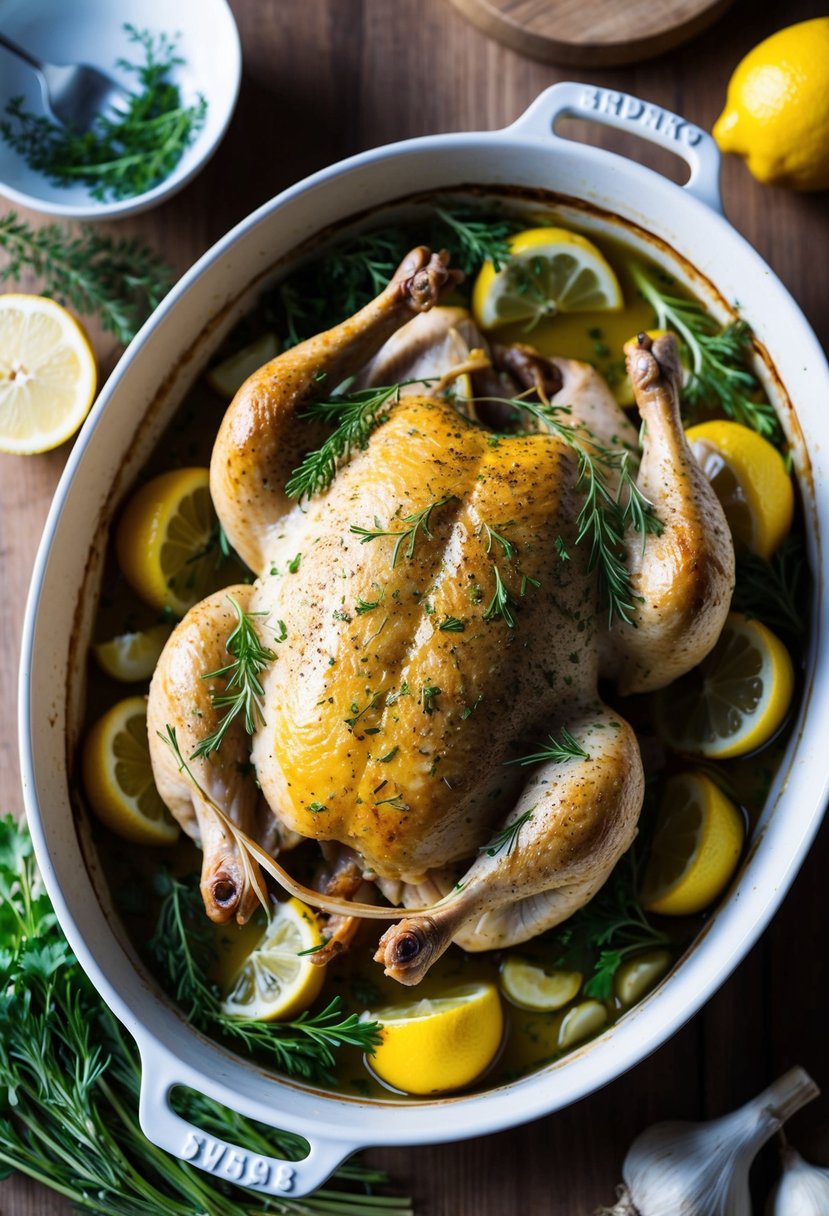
[654,613,794,759]
[206,332,279,399]
[221,898,325,1022]
[640,772,744,916]
[82,696,179,846]
[557,999,608,1050]
[93,622,174,683]
[0,294,97,454]
[472,227,623,332]
[614,948,672,1006]
[500,958,582,1011]
[115,468,232,617]
[364,982,503,1095]
[686,420,793,559]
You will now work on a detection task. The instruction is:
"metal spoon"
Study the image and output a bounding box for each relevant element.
[0,31,129,131]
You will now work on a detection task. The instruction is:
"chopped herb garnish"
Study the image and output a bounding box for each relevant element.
[419,682,442,715]
[355,587,386,614]
[483,564,518,629]
[376,747,399,763]
[288,552,302,573]
[461,694,484,719]
[307,801,327,813]
[375,794,410,811]
[438,616,465,632]
[482,521,516,561]
[344,690,383,731]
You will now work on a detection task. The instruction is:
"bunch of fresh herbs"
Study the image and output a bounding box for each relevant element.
[0,815,410,1214]
[0,25,207,202]
[0,210,173,343]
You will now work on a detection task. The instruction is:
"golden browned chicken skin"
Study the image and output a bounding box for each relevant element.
[147,245,734,985]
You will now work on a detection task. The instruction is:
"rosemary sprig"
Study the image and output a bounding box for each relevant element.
[286,384,402,500]
[191,596,281,760]
[504,397,662,625]
[438,616,465,632]
[483,563,518,629]
[507,727,590,767]
[0,26,207,202]
[0,211,172,344]
[0,816,410,1213]
[482,521,517,560]
[480,808,534,858]
[631,265,782,445]
[730,533,808,644]
[350,496,456,566]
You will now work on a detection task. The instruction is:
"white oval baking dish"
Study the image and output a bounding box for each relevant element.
[20,82,829,1198]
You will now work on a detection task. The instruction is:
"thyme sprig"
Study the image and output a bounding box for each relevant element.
[0,25,207,202]
[350,496,456,566]
[0,816,410,1213]
[631,265,782,445]
[286,384,403,501]
[148,871,383,1086]
[0,211,172,344]
[503,397,662,625]
[191,596,282,760]
[480,808,534,858]
[507,727,590,767]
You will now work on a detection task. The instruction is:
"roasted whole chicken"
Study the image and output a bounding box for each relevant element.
[147,247,734,985]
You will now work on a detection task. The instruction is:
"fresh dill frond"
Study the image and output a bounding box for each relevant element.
[191,596,280,759]
[631,265,782,445]
[350,495,456,566]
[0,211,172,343]
[480,807,534,858]
[286,383,402,500]
[0,25,207,202]
[506,727,590,767]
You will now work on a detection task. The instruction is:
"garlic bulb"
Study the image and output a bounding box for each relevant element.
[604,1066,819,1216]
[767,1145,829,1215]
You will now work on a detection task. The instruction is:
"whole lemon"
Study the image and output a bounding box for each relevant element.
[713,18,829,191]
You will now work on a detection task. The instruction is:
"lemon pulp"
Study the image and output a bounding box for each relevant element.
[221,898,325,1022]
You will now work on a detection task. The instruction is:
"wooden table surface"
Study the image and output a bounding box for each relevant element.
[2,1,828,1212]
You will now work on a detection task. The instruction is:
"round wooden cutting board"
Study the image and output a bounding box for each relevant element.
[447,0,736,66]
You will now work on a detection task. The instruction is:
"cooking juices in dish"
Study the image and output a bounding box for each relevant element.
[81,203,809,1100]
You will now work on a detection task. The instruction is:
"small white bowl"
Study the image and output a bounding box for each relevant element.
[0,0,241,220]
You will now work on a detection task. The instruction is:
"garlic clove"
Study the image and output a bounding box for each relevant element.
[767,1145,829,1215]
[603,1066,820,1216]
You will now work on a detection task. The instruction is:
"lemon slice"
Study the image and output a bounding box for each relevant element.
[363,982,503,1095]
[206,332,279,399]
[654,612,794,759]
[472,227,623,332]
[82,696,179,846]
[93,622,174,683]
[686,420,793,559]
[0,294,97,454]
[500,958,582,1011]
[115,468,232,617]
[640,772,745,916]
[221,898,325,1022]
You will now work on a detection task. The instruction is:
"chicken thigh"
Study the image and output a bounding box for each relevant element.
[148,245,734,981]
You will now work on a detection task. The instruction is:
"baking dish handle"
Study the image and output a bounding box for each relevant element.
[136,1039,358,1198]
[508,81,723,214]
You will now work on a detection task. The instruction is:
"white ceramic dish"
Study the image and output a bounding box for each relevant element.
[20,83,829,1198]
[0,0,240,219]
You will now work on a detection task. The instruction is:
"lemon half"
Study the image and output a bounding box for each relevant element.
[654,613,794,760]
[686,419,793,559]
[472,227,623,331]
[221,898,325,1022]
[364,982,503,1095]
[0,294,97,454]
[82,696,178,846]
[640,772,744,916]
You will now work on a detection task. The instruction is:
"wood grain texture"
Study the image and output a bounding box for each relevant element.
[1,0,828,1212]
[447,0,737,67]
